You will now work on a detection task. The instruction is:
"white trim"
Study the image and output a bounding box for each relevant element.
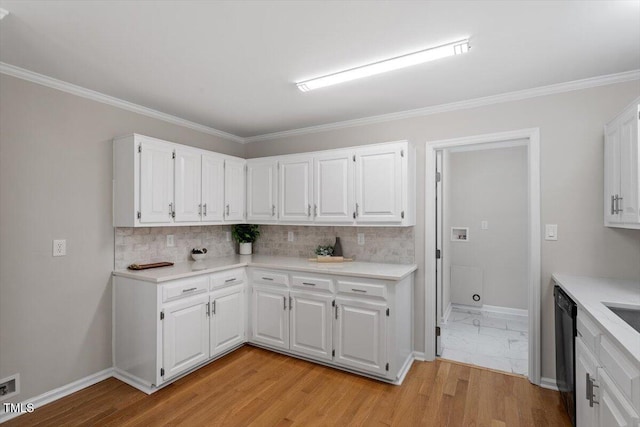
[540,377,559,391]
[0,368,113,424]
[412,351,427,362]
[0,62,245,144]
[451,303,528,318]
[112,368,156,395]
[244,70,640,142]
[424,128,542,386]
[442,302,453,324]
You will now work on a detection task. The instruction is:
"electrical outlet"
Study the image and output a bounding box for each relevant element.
[226,231,231,242]
[0,374,19,399]
[52,239,66,256]
[288,231,294,242]
[166,235,175,247]
[481,220,489,230]
[545,224,558,241]
[357,233,365,245]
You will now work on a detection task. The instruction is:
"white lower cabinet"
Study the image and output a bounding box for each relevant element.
[290,291,333,361]
[599,368,639,427]
[576,336,599,427]
[251,286,290,350]
[210,284,246,357]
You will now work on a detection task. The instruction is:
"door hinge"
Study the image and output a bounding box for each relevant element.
[436,249,441,259]
[160,311,164,320]
[436,172,441,183]
[160,368,165,376]
[436,326,441,337]
[401,211,405,219]
[386,308,390,317]
[385,363,389,371]
[137,211,141,220]
[138,145,142,153]
[172,151,176,159]
[401,149,404,157]
[332,349,335,357]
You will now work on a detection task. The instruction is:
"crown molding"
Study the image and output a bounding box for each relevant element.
[244,69,640,143]
[0,62,245,144]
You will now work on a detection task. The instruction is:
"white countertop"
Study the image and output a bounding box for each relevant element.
[553,274,640,363]
[113,254,417,283]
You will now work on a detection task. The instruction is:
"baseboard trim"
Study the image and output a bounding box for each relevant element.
[412,351,427,362]
[0,368,113,424]
[442,303,453,323]
[452,303,528,318]
[539,377,559,391]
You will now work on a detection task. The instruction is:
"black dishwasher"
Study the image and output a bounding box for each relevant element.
[554,284,577,426]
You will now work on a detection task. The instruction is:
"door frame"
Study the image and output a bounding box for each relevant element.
[424,128,541,385]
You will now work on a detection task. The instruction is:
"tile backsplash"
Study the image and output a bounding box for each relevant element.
[115,225,415,270]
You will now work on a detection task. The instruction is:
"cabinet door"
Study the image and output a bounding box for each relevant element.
[251,286,289,350]
[597,368,639,427]
[201,154,225,222]
[576,337,599,427]
[618,106,639,224]
[334,297,387,376]
[355,144,403,223]
[224,159,246,221]
[247,160,278,222]
[174,148,202,223]
[162,294,209,380]
[279,157,313,222]
[314,151,354,223]
[605,125,622,224]
[140,140,174,224]
[210,284,245,357]
[289,291,333,361]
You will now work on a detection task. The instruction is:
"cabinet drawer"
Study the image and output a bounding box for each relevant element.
[337,280,387,299]
[252,269,289,287]
[577,309,601,355]
[292,275,333,293]
[599,335,640,409]
[210,268,245,290]
[162,276,209,303]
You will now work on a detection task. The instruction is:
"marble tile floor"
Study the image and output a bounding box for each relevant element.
[440,306,529,376]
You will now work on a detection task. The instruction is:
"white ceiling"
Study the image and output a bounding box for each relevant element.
[1,1,639,139]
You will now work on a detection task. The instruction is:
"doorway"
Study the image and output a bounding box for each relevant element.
[425,129,541,385]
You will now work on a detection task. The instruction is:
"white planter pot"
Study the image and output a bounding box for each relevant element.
[239,242,252,255]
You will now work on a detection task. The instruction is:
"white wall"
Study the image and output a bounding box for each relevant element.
[446,145,528,310]
[246,80,640,380]
[0,74,243,403]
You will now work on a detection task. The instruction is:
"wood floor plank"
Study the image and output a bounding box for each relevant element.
[4,346,572,427]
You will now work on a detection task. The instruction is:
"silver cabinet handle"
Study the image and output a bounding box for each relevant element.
[203,203,207,217]
[212,300,216,315]
[272,205,276,216]
[587,373,599,407]
[302,282,316,286]
[182,287,197,293]
[611,195,616,215]
[314,204,317,217]
[289,296,292,310]
[351,288,367,293]
[308,204,311,217]
[355,203,359,217]
[283,296,287,310]
[199,204,202,216]
[616,196,623,214]
[169,202,174,218]
[206,302,210,317]
[225,278,236,283]
[262,277,273,281]
[226,204,230,216]
[335,304,338,320]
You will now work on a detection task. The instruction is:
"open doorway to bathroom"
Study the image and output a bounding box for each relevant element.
[435,141,529,375]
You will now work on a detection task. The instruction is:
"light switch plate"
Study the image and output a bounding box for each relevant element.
[226,231,231,242]
[545,224,558,241]
[357,233,365,245]
[166,235,175,247]
[481,220,489,230]
[288,231,294,242]
[53,239,66,256]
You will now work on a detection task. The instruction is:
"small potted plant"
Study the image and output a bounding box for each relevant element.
[315,245,334,258]
[191,248,207,261]
[232,224,260,255]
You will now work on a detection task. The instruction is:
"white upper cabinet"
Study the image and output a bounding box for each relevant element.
[246,160,278,222]
[174,148,202,223]
[279,156,314,222]
[355,143,403,223]
[314,150,354,223]
[201,154,225,222]
[605,98,640,229]
[224,158,246,222]
[113,134,245,227]
[139,139,174,224]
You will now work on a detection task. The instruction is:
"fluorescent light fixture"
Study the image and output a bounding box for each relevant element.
[296,38,470,92]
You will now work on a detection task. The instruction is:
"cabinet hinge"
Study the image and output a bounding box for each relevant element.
[436,249,441,259]
[138,145,142,153]
[385,363,389,371]
[137,211,141,220]
[401,149,404,157]
[172,151,176,159]
[332,349,335,357]
[160,368,165,376]
[436,172,441,183]
[352,155,356,162]
[160,311,164,320]
[401,211,405,219]
[386,308,390,317]
[332,300,335,307]
[436,326,441,337]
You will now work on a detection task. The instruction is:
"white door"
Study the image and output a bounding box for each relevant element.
[247,160,278,222]
[618,106,639,224]
[279,157,313,222]
[314,151,354,223]
[251,286,289,350]
[224,159,246,221]
[140,140,174,224]
[289,291,333,361]
[174,148,202,223]
[576,338,599,427]
[201,154,225,222]
[604,125,622,224]
[334,297,387,376]
[162,294,209,380]
[354,144,403,223]
[210,284,245,357]
[597,368,639,427]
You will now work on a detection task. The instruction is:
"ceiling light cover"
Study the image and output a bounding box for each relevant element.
[297,39,470,92]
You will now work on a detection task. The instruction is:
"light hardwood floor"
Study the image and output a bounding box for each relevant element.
[5,346,570,426]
